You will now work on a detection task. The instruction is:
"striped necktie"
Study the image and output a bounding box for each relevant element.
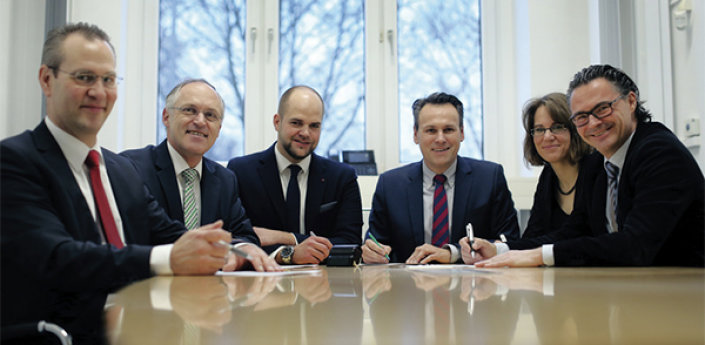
[432,174,449,247]
[605,162,619,233]
[181,168,199,230]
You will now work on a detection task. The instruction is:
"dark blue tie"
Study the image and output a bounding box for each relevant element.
[432,174,449,247]
[605,162,619,232]
[286,165,301,234]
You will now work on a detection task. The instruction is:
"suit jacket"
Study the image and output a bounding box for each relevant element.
[0,122,186,343]
[551,122,704,266]
[514,153,602,247]
[227,144,363,250]
[366,157,520,263]
[121,140,259,245]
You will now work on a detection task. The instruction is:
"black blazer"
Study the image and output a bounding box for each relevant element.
[514,154,602,247]
[227,144,363,250]
[550,122,704,266]
[121,140,259,245]
[366,157,520,263]
[1,122,186,341]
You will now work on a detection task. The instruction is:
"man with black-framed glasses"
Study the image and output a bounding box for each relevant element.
[463,64,704,267]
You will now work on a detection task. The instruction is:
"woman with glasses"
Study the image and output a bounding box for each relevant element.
[520,93,597,239]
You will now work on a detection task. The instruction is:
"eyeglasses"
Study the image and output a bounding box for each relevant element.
[569,95,625,127]
[169,106,222,122]
[530,124,569,137]
[50,67,121,88]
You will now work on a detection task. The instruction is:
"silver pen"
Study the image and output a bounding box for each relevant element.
[217,240,252,260]
[466,223,475,258]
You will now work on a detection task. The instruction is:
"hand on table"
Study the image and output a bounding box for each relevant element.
[405,244,451,264]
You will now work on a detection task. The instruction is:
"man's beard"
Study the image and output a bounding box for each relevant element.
[283,139,314,161]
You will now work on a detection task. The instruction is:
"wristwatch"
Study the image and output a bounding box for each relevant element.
[280,245,295,264]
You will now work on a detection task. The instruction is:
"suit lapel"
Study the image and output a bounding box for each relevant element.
[591,171,609,235]
[155,142,183,222]
[451,158,472,241]
[200,159,218,224]
[259,147,287,223]
[34,123,101,243]
[305,155,325,234]
[407,163,425,246]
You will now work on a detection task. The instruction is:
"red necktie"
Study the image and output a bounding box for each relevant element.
[432,174,449,247]
[85,150,124,248]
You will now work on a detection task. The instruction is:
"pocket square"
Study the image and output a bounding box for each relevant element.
[319,201,338,213]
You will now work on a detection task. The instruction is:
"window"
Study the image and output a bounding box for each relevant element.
[279,0,365,158]
[158,0,247,160]
[158,0,482,166]
[397,0,483,162]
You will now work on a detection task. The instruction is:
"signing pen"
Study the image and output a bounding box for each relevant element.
[368,232,391,261]
[217,240,252,260]
[466,223,475,258]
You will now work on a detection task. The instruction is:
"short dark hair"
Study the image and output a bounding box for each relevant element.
[165,79,226,117]
[567,64,652,123]
[42,22,115,75]
[278,85,325,118]
[412,92,463,130]
[522,93,592,166]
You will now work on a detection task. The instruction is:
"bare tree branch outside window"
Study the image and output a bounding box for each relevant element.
[279,0,365,159]
[398,0,483,162]
[158,0,247,161]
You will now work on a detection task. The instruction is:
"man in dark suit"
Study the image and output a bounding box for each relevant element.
[362,92,520,264]
[121,79,279,272]
[466,65,704,267]
[227,85,363,265]
[0,23,232,344]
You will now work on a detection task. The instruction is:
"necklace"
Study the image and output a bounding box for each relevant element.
[557,182,576,196]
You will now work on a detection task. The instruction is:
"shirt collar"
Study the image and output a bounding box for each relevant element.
[167,140,203,179]
[604,130,635,170]
[422,158,457,188]
[45,117,101,171]
[274,143,311,174]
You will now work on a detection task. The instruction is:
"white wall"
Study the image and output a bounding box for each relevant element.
[668,0,705,171]
[0,0,45,140]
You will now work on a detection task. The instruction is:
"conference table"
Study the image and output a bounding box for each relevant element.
[105,265,704,344]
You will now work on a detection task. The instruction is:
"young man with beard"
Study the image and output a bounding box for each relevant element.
[227,85,363,264]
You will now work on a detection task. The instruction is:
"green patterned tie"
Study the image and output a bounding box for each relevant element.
[181,168,199,230]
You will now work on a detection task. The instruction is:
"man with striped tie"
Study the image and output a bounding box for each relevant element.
[466,65,704,267]
[122,79,279,272]
[362,92,520,264]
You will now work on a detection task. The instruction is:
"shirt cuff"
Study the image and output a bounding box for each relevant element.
[542,244,555,266]
[495,242,510,255]
[150,244,174,275]
[443,244,460,263]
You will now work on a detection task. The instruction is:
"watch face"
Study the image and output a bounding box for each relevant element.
[282,246,294,257]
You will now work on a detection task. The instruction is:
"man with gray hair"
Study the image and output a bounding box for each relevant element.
[122,79,279,272]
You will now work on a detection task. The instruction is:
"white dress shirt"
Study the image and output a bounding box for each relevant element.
[45,117,174,274]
